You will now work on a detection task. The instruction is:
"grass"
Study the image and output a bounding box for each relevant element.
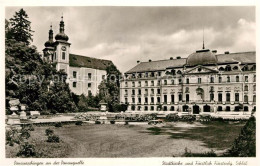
[6,121,245,157]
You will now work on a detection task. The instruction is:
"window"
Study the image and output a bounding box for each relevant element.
[62,52,66,60]
[198,78,201,84]
[132,98,135,103]
[151,72,155,77]
[138,89,141,95]
[253,85,256,91]
[138,81,141,87]
[226,106,230,111]
[217,106,223,111]
[236,76,239,82]
[138,98,141,104]
[73,82,77,88]
[235,93,239,102]
[145,89,148,95]
[179,79,182,84]
[73,71,77,78]
[157,80,161,86]
[233,66,238,70]
[158,72,161,76]
[177,70,182,74]
[163,106,167,111]
[219,77,222,83]
[210,94,214,101]
[164,95,167,103]
[151,106,154,111]
[88,83,91,88]
[151,97,154,104]
[185,87,189,93]
[137,106,141,111]
[132,90,135,95]
[210,86,214,92]
[244,95,248,103]
[157,97,160,103]
[186,94,189,102]
[179,94,182,101]
[210,76,214,83]
[170,106,174,111]
[226,93,230,102]
[151,89,154,94]
[171,95,174,103]
[171,80,175,85]
[225,65,231,71]
[254,75,256,82]
[131,105,135,111]
[244,85,248,91]
[125,82,128,87]
[164,80,167,85]
[227,76,230,83]
[125,98,128,103]
[244,106,248,112]
[145,97,148,104]
[54,52,57,60]
[88,73,92,80]
[145,81,148,86]
[132,81,135,87]
[157,89,161,94]
[253,95,256,102]
[219,67,224,71]
[151,81,154,86]
[245,76,248,82]
[218,93,222,102]
[186,78,189,84]
[125,90,128,95]
[145,72,148,77]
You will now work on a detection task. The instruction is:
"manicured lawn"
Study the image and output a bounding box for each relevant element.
[6,121,245,158]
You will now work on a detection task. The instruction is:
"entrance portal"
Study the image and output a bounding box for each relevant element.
[203,105,210,112]
[193,105,200,114]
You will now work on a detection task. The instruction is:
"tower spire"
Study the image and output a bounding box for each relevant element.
[59,15,65,33]
[202,28,205,49]
[48,24,53,41]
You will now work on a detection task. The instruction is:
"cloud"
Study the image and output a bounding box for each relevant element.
[5,7,255,72]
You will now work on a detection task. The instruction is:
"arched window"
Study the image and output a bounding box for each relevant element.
[62,52,66,60]
[151,106,154,111]
[186,78,189,84]
[171,79,175,85]
[177,70,182,74]
[227,76,231,82]
[242,65,248,71]
[219,67,224,71]
[251,65,256,71]
[210,76,214,83]
[185,87,189,93]
[170,106,174,111]
[164,80,167,85]
[244,85,248,91]
[163,106,168,111]
[244,95,248,103]
[144,106,148,111]
[217,106,223,111]
[236,76,239,82]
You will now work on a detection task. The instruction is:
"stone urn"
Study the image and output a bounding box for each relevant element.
[20,105,27,120]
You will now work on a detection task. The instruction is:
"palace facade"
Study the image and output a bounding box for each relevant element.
[120,48,256,115]
[42,17,113,96]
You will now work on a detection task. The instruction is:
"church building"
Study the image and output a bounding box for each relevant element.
[42,17,114,96]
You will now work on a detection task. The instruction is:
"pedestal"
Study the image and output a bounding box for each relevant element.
[7,114,21,125]
[20,111,27,120]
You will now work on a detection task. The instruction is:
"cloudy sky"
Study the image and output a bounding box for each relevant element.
[5,6,255,72]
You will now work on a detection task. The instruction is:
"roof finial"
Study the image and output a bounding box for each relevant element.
[50,23,52,30]
[202,28,205,49]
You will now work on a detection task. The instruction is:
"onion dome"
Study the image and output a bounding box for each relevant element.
[186,49,217,66]
[44,25,55,47]
[55,16,69,41]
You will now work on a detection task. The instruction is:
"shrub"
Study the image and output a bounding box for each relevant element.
[6,129,22,146]
[75,121,83,126]
[225,116,256,157]
[47,135,60,143]
[27,124,35,131]
[45,128,54,136]
[54,122,62,128]
[17,142,36,157]
[20,129,30,139]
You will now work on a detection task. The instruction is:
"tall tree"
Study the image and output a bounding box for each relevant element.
[9,8,34,45]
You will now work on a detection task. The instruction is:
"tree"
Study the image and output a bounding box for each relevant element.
[9,8,34,45]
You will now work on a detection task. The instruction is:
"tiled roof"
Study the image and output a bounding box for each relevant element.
[216,51,256,64]
[125,51,255,73]
[125,58,186,73]
[69,54,113,70]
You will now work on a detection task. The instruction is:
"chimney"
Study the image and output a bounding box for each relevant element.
[170,57,173,60]
[176,56,181,59]
[212,50,217,53]
[149,59,152,62]
[225,51,229,54]
[137,60,140,63]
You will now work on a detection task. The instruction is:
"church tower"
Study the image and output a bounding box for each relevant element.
[54,16,71,72]
[43,25,55,62]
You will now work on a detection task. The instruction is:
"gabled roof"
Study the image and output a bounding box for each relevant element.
[216,51,255,64]
[125,58,186,73]
[69,54,113,70]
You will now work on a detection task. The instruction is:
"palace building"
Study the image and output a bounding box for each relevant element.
[120,45,256,115]
[42,17,114,96]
